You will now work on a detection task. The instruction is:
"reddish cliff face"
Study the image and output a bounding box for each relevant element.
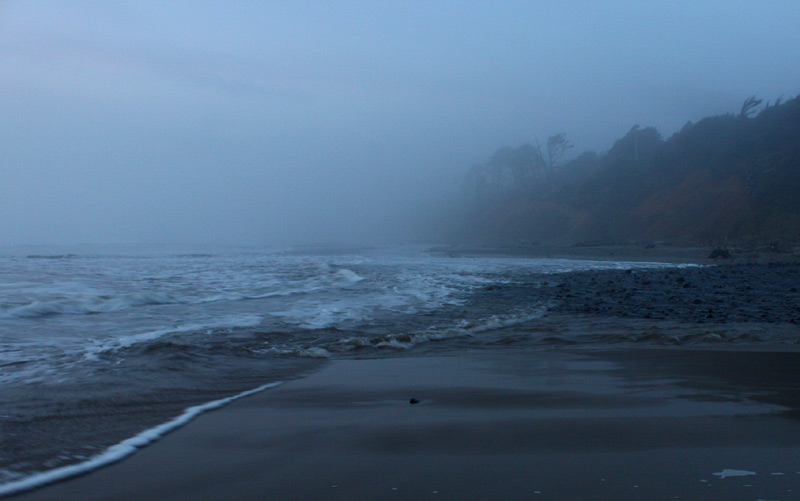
[630,172,752,241]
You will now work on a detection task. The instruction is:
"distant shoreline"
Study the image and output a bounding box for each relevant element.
[428,241,800,265]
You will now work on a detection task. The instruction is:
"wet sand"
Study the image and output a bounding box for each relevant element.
[12,348,800,500]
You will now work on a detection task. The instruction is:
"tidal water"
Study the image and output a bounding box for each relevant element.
[0,244,678,492]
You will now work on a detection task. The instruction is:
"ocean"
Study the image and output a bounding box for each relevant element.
[0,244,688,493]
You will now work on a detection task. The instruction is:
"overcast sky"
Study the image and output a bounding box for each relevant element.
[2,1,799,246]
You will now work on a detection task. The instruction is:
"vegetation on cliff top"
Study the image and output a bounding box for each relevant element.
[454,94,800,246]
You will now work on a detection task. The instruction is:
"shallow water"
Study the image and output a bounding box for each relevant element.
[0,243,695,488]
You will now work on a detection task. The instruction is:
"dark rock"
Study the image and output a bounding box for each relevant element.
[708,248,731,259]
[409,398,420,405]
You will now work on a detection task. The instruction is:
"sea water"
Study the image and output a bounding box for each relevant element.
[0,244,675,492]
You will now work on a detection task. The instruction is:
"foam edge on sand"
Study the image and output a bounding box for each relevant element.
[0,381,282,498]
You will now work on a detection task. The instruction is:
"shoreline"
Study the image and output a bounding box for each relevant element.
[12,348,800,500]
[7,249,800,499]
[521,261,800,326]
[0,383,283,499]
[428,241,800,265]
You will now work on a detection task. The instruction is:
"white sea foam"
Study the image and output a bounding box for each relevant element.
[0,381,282,498]
[296,347,332,359]
[267,266,484,331]
[1,286,320,319]
[82,314,263,359]
[0,260,365,321]
[713,469,757,478]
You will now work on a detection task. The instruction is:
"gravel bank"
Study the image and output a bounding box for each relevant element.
[535,262,800,324]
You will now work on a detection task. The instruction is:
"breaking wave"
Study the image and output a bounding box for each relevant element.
[0,267,365,320]
[1,292,179,319]
[82,314,264,359]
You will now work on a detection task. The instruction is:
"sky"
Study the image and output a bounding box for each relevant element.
[1,1,799,246]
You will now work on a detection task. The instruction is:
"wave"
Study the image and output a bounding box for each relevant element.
[271,307,778,357]
[574,327,768,346]
[1,267,365,320]
[328,308,548,352]
[0,314,266,385]
[1,292,180,319]
[25,254,81,260]
[82,314,264,359]
[154,310,546,362]
[332,268,364,283]
[0,381,282,498]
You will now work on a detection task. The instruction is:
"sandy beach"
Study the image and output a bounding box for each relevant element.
[12,346,800,500]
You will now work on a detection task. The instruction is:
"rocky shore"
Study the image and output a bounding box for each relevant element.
[534,262,800,325]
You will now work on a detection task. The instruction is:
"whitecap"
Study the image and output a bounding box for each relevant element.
[296,347,331,359]
[333,268,364,283]
[82,314,263,359]
[713,469,757,478]
[1,291,180,319]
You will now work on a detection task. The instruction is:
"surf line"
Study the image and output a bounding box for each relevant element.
[0,381,283,498]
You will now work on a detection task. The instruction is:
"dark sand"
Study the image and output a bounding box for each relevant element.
[13,348,800,500]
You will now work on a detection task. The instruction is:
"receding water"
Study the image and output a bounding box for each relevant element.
[0,243,683,489]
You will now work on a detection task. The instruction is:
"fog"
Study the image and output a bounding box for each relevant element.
[2,1,799,246]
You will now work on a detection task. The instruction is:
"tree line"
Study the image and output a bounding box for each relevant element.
[454,94,800,245]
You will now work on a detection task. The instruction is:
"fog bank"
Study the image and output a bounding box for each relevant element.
[2,1,799,246]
